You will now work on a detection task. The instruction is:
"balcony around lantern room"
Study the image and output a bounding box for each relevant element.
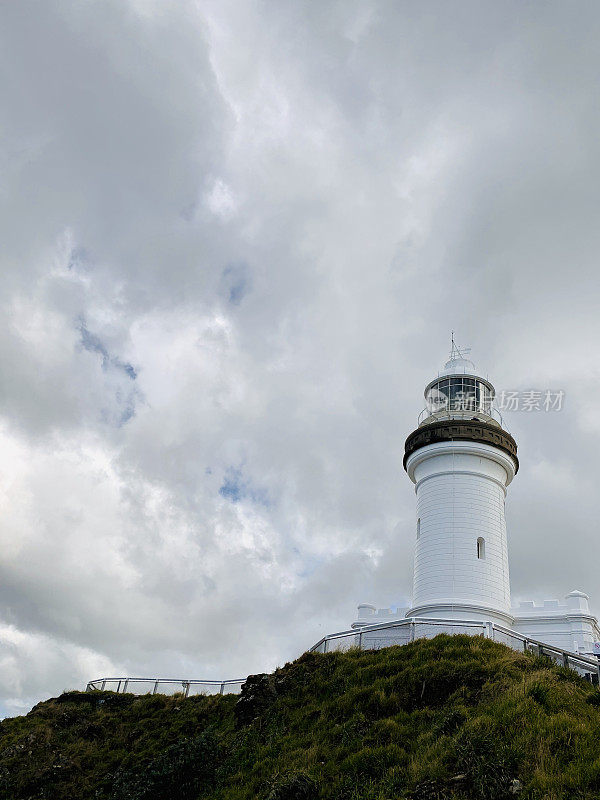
[419,375,504,428]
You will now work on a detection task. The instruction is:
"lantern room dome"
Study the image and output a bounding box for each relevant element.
[439,355,476,377]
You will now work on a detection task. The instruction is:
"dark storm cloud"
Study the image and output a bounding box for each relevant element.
[0,0,599,714]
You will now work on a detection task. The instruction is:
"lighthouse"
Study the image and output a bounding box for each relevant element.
[351,340,600,655]
[403,342,518,627]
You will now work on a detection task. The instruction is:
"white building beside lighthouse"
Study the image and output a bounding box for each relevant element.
[352,344,600,656]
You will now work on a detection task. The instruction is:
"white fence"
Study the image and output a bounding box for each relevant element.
[86,677,246,695]
[310,617,600,683]
[86,617,599,696]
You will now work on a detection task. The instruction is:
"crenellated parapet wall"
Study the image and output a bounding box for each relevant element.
[512,591,600,654]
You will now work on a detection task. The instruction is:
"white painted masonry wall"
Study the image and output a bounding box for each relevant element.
[512,592,600,654]
[405,440,516,625]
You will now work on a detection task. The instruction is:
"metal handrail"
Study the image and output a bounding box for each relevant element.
[311,617,600,682]
[86,617,600,696]
[492,624,598,668]
[86,677,246,696]
[309,616,487,652]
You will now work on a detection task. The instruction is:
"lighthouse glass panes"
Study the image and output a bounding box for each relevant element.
[426,377,493,414]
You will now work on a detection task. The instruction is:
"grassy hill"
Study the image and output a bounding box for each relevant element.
[2,635,600,799]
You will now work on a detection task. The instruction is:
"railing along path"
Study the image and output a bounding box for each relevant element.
[86,617,600,696]
[86,676,246,696]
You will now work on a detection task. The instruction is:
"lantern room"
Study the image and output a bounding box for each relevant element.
[420,347,498,425]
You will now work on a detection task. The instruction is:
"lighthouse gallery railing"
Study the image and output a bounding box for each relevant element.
[86,617,599,695]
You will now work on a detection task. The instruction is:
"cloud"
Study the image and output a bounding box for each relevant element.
[0,0,599,713]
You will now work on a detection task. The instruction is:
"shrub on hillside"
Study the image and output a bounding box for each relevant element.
[106,729,220,800]
[265,773,318,800]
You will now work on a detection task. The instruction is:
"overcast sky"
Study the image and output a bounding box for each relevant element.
[1,0,600,716]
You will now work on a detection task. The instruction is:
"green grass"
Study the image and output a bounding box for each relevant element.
[2,635,600,798]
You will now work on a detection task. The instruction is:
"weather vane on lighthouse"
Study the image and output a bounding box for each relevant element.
[449,330,471,362]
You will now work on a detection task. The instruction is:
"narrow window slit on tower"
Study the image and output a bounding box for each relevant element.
[417,518,421,539]
[477,537,485,559]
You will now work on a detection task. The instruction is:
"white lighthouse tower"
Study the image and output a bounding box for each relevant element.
[403,341,517,627]
[352,340,600,656]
